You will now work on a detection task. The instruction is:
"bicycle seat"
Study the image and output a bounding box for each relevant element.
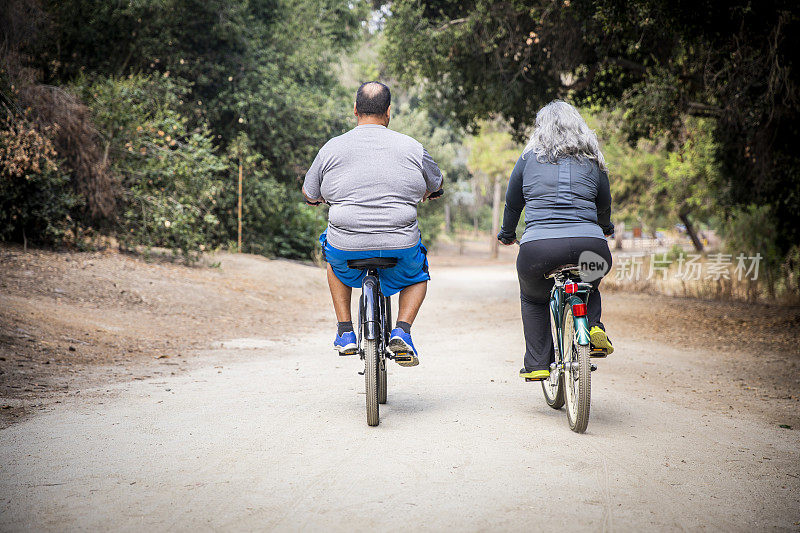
[545,264,581,278]
[346,257,398,270]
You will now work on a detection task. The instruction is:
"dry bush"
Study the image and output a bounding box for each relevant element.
[1,0,116,225]
[17,85,115,221]
[603,252,799,305]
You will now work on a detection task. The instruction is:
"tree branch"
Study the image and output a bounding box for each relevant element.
[686,101,722,116]
[436,18,468,32]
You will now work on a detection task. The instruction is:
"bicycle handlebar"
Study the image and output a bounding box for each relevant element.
[427,188,444,199]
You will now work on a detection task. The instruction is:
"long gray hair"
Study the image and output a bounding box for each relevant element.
[523,100,607,171]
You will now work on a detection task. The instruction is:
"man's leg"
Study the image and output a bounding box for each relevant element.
[327,264,358,354]
[388,280,427,366]
[396,280,427,324]
[327,263,352,321]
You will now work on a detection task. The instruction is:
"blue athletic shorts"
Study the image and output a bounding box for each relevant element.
[320,231,430,296]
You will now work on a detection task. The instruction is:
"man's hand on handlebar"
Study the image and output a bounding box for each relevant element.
[423,188,444,202]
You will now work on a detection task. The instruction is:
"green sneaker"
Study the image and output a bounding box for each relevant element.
[589,326,614,355]
[520,368,550,381]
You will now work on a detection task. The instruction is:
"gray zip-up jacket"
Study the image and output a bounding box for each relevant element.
[498,154,614,244]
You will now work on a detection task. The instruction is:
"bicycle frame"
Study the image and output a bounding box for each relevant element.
[357,269,391,357]
[549,273,592,362]
[360,273,382,341]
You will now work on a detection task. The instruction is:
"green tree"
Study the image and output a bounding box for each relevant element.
[382,0,800,257]
[466,122,520,257]
[31,0,367,182]
[391,101,470,244]
[77,75,225,259]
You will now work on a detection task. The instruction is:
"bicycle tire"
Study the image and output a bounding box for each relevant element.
[378,358,387,404]
[365,338,380,426]
[542,371,565,410]
[542,306,565,409]
[379,296,390,404]
[563,308,591,433]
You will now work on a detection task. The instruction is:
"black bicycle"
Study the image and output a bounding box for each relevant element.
[346,257,398,426]
[344,189,442,426]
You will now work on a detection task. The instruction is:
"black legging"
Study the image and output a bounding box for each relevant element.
[516,237,612,371]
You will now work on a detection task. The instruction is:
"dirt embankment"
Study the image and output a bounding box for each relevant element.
[0,245,328,427]
[1,243,798,428]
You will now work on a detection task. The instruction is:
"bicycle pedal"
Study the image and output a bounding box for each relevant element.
[338,349,358,357]
[590,349,608,358]
[590,363,597,371]
[393,352,419,367]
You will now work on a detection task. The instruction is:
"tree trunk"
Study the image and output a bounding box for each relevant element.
[490,176,501,259]
[444,202,451,234]
[679,212,704,252]
[614,221,625,250]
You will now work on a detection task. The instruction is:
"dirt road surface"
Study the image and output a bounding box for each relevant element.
[1,248,799,530]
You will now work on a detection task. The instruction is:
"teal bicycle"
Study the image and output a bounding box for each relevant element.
[539,264,605,433]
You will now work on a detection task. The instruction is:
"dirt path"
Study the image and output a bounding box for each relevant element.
[1,249,799,530]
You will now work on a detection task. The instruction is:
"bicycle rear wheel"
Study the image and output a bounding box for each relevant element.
[364,338,380,426]
[378,356,387,404]
[542,306,565,409]
[562,308,591,433]
[378,296,390,404]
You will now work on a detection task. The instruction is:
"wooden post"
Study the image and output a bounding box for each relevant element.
[615,221,625,250]
[237,160,243,252]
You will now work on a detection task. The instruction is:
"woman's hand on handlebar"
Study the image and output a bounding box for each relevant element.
[497,232,518,246]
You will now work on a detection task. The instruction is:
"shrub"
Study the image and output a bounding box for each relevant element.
[724,204,784,298]
[0,112,80,245]
[216,133,326,260]
[77,75,225,259]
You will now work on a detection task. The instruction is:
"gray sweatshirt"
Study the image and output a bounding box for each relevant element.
[499,154,614,243]
[303,124,443,251]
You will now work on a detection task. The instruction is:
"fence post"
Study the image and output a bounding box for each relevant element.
[237,160,243,252]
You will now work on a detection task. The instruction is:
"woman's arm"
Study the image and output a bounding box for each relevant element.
[596,169,614,236]
[498,156,526,243]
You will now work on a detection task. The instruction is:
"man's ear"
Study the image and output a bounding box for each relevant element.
[385,105,391,125]
[353,102,358,119]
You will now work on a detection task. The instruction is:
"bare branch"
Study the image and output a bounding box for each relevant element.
[436,18,468,32]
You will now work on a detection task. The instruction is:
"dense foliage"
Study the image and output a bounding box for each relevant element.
[382,0,800,259]
[1,0,365,260]
[75,75,225,258]
[0,111,79,244]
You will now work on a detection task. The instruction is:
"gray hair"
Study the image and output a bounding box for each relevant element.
[523,100,607,171]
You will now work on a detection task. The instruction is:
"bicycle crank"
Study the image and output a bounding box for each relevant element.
[553,362,597,372]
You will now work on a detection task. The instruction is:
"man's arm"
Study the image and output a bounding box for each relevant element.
[301,149,325,205]
[596,168,614,236]
[420,147,444,199]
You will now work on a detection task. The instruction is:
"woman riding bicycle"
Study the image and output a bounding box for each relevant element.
[497,100,615,381]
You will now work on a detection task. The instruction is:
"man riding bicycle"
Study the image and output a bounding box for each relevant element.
[302,81,444,367]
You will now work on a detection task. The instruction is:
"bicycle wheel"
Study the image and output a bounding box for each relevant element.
[364,338,380,426]
[542,305,565,409]
[378,356,387,404]
[378,296,389,404]
[562,307,591,433]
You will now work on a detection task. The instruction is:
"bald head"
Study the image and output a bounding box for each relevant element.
[355,81,391,117]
